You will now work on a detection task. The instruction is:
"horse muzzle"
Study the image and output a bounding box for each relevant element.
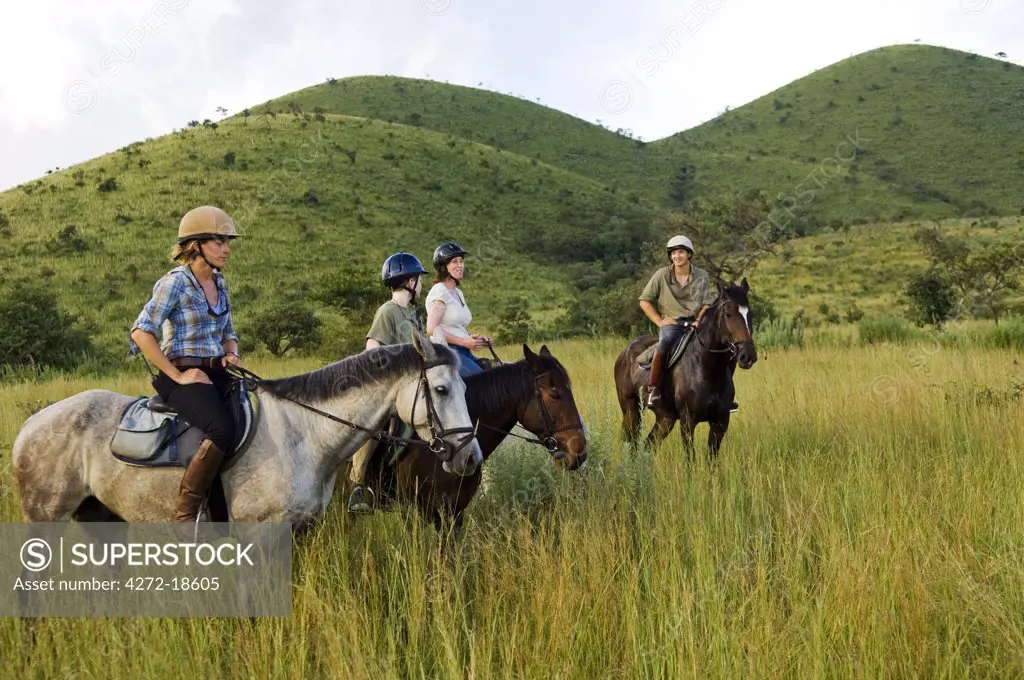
[737,341,758,369]
[441,438,483,477]
[550,429,588,470]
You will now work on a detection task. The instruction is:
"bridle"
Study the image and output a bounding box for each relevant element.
[409,358,477,462]
[479,370,585,461]
[692,299,753,359]
[228,359,477,462]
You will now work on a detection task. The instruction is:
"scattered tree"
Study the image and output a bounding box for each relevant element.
[904,270,955,328]
[248,303,323,357]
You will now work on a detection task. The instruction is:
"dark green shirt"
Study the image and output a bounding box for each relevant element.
[639,264,716,319]
[366,301,422,346]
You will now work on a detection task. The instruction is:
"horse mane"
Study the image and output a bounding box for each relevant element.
[463,353,570,420]
[260,343,455,403]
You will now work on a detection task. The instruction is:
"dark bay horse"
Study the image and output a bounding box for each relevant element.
[613,279,757,460]
[359,344,588,532]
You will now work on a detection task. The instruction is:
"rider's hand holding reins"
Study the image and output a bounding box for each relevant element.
[221,352,243,369]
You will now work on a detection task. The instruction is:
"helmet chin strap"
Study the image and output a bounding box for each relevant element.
[195,240,219,272]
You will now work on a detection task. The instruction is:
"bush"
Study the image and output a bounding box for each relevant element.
[982,316,1024,350]
[97,177,119,192]
[248,303,323,357]
[495,297,533,344]
[0,284,93,371]
[858,316,914,345]
[904,270,955,328]
[47,225,89,254]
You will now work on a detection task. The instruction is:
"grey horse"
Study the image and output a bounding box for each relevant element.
[11,332,483,529]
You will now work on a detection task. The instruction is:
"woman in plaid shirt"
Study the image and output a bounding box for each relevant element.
[129,206,244,522]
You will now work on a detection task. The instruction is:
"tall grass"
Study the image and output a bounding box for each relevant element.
[1,338,1023,677]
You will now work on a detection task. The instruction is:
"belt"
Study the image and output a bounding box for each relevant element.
[170,356,224,369]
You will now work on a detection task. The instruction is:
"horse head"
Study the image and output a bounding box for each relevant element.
[708,277,758,370]
[398,331,483,477]
[520,344,588,470]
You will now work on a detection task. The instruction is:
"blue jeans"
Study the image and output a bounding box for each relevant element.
[450,344,485,378]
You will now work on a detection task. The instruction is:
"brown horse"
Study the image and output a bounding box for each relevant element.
[360,344,588,532]
[613,278,757,460]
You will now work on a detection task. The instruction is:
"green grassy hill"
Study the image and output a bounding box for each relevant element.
[663,45,1024,228]
[752,216,1024,322]
[257,45,1024,229]
[251,75,672,198]
[0,113,653,360]
[2,43,1023,371]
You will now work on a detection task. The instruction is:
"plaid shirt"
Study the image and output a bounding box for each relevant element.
[129,266,238,360]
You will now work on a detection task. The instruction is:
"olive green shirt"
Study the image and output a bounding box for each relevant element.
[639,264,716,320]
[366,301,422,346]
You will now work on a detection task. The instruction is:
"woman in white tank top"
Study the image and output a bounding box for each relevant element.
[425,241,492,377]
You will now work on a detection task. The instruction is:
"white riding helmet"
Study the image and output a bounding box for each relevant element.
[666,235,694,256]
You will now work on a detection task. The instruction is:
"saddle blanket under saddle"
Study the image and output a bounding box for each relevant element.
[637,328,695,371]
[109,380,260,470]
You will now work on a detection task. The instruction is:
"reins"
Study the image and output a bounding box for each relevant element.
[226,362,476,462]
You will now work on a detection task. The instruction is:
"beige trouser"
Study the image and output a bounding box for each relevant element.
[349,440,376,484]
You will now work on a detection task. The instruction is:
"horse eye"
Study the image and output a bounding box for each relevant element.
[434,385,449,396]
[549,388,562,400]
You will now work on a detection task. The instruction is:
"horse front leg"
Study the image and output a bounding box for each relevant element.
[645,414,677,450]
[707,414,730,463]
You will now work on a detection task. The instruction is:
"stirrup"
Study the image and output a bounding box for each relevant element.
[730,401,739,413]
[347,485,375,515]
[646,387,662,408]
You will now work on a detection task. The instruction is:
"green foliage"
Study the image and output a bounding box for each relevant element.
[753,315,806,349]
[495,297,533,344]
[858,315,914,345]
[913,225,1024,322]
[904,270,956,327]
[0,283,94,370]
[247,303,324,357]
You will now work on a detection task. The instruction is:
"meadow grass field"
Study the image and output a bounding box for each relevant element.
[1,336,1023,678]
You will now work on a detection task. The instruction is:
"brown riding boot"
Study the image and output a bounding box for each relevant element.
[646,350,666,407]
[174,439,227,522]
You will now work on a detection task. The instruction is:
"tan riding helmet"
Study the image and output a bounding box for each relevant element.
[666,234,694,256]
[177,206,243,243]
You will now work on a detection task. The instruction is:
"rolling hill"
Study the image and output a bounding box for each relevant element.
[2,43,1023,369]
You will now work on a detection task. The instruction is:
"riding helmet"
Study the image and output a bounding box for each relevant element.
[381,252,428,288]
[666,234,694,256]
[177,206,243,243]
[432,241,469,268]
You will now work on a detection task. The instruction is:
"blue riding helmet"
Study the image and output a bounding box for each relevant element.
[381,252,428,288]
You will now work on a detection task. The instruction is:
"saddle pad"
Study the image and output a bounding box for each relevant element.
[110,383,260,470]
[636,329,695,370]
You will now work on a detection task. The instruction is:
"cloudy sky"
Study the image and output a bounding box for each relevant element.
[0,0,1020,191]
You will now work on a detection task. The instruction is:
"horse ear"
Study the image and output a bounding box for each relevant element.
[523,344,539,367]
[539,345,552,357]
[411,330,430,360]
[741,277,749,292]
[715,275,727,292]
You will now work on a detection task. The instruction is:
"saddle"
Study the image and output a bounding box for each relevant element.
[637,326,696,371]
[109,377,260,470]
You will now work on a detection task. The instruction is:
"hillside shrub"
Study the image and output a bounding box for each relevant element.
[247,302,323,357]
[0,283,94,371]
[495,297,533,344]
